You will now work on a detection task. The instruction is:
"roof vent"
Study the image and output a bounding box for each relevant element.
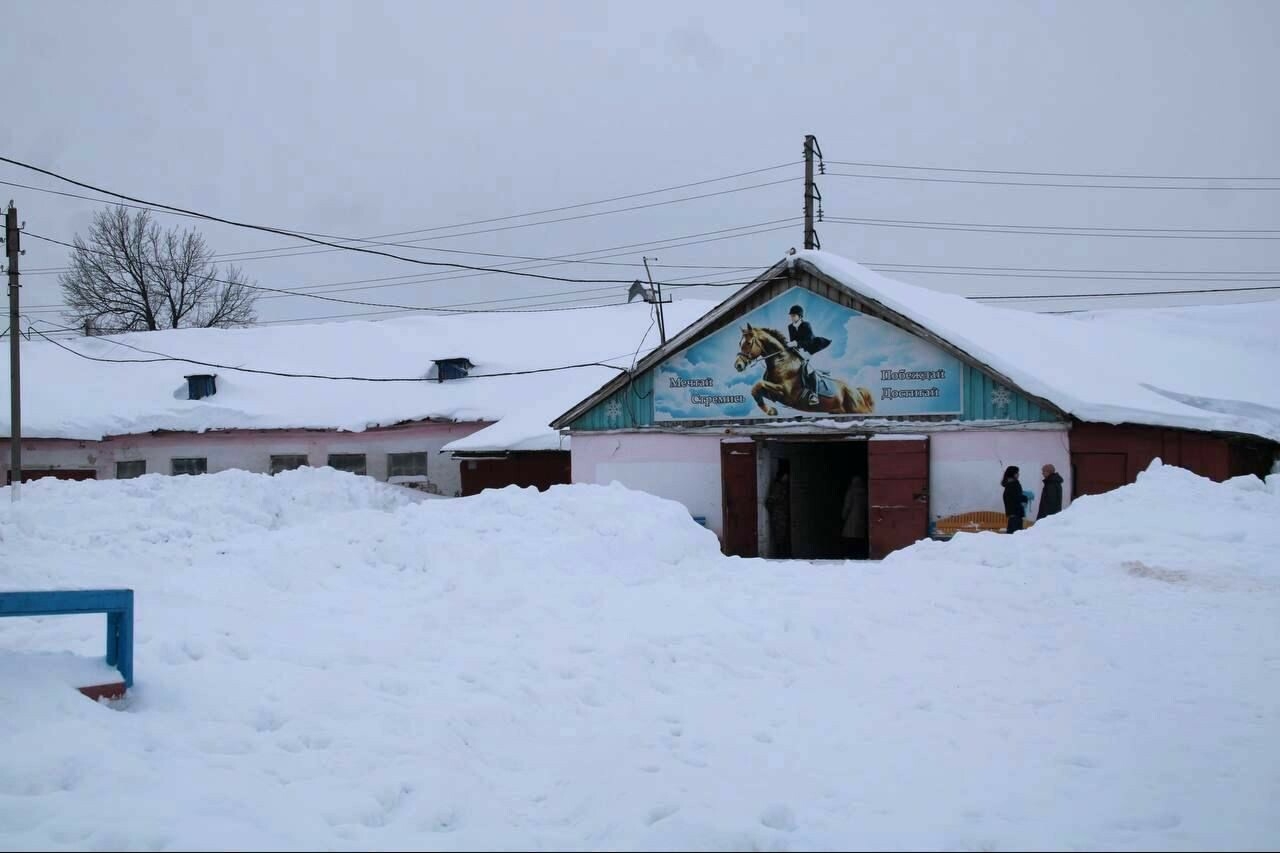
[432,358,474,382]
[185,373,217,400]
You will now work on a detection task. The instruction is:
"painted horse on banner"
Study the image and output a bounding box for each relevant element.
[733,324,875,417]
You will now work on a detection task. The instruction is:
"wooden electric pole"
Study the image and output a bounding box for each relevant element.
[642,255,667,345]
[803,134,823,251]
[5,202,21,498]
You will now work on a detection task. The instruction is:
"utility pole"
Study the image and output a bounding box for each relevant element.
[642,255,668,345]
[803,134,824,251]
[5,202,21,499]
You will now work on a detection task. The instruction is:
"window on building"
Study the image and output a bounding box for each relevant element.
[115,460,146,479]
[387,452,428,479]
[171,457,208,476]
[270,454,309,474]
[326,453,367,476]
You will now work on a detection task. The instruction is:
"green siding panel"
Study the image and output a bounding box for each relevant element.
[961,364,1059,422]
[571,372,655,430]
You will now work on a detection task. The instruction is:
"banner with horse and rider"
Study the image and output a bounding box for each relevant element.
[653,287,963,422]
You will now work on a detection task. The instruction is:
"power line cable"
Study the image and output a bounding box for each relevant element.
[830,216,1280,234]
[23,232,761,316]
[236,264,752,326]
[204,181,796,262]
[970,284,1280,300]
[870,269,1280,283]
[18,218,794,306]
[824,159,1280,182]
[292,221,796,294]
[227,266,1280,327]
[1,160,799,256]
[863,262,1280,275]
[825,171,1280,190]
[16,223,790,318]
[245,219,793,297]
[27,323,644,381]
[19,216,795,281]
[46,256,1280,292]
[826,216,1280,239]
[22,232,635,316]
[286,160,798,240]
[0,155,792,283]
[198,178,796,266]
[253,266,755,326]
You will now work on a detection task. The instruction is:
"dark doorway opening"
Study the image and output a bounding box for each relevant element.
[761,439,868,560]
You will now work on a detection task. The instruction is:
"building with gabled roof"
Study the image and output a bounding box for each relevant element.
[553,251,1280,559]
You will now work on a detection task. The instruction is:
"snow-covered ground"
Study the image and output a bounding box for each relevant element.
[1,465,1277,851]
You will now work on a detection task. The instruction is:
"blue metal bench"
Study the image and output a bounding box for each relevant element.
[0,589,134,691]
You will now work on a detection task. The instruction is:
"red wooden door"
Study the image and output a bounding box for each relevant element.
[459,452,571,496]
[867,438,929,560]
[1070,451,1128,498]
[720,441,758,558]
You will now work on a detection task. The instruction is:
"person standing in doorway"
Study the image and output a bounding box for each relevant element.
[765,461,792,559]
[1037,463,1064,520]
[1001,465,1027,533]
[840,470,868,558]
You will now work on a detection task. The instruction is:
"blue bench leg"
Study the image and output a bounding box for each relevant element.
[106,611,120,667]
[104,599,134,687]
[118,603,133,687]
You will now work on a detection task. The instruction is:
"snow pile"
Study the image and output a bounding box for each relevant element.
[799,251,1280,440]
[2,466,1279,850]
[0,300,717,448]
[905,461,1280,584]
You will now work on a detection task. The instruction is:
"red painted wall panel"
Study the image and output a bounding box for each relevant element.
[1070,422,1240,493]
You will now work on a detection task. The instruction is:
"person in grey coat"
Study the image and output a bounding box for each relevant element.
[841,472,868,559]
[1037,464,1065,519]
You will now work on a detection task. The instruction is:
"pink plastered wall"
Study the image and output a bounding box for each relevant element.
[928,428,1072,520]
[1,421,489,495]
[571,433,725,535]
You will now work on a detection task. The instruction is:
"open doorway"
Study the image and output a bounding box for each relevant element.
[759,439,868,560]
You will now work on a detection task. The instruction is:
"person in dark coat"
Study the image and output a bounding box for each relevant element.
[787,304,831,406]
[1001,465,1027,533]
[765,461,792,558]
[1037,463,1064,519]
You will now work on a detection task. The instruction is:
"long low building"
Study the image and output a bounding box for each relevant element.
[0,300,716,495]
[552,250,1280,559]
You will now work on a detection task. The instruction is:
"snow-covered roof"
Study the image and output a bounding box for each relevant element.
[555,250,1280,442]
[0,300,718,451]
[800,252,1280,442]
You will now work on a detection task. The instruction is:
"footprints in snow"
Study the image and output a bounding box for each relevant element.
[643,802,798,836]
[644,803,680,825]
[759,803,798,832]
[155,638,208,665]
[321,783,461,833]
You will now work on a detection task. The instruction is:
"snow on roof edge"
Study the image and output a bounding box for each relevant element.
[797,251,1280,443]
[553,250,1280,443]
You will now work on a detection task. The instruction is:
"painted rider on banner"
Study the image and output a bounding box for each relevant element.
[786,303,832,407]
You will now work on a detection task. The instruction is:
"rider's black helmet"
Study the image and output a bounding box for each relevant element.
[789,304,804,317]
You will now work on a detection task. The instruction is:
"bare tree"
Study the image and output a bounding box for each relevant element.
[59,207,258,332]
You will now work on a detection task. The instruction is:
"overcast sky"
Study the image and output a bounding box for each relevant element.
[4,0,1278,330]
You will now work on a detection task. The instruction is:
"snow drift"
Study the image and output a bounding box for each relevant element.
[1,465,1277,851]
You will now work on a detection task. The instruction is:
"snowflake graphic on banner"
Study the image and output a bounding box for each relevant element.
[605,399,622,423]
[991,385,1012,412]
